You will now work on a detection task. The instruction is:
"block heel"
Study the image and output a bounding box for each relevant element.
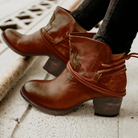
[93,97,123,117]
[43,55,66,77]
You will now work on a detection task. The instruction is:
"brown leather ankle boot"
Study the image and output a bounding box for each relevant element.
[20,32,127,117]
[2,6,91,77]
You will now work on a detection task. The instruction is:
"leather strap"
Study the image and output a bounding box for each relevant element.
[67,53,138,97]
[67,61,126,97]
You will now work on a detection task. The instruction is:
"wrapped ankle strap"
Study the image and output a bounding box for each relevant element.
[67,61,126,97]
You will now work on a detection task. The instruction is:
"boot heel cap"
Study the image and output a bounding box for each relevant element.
[95,113,119,117]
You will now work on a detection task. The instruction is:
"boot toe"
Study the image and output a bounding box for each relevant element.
[24,81,40,94]
[21,81,42,107]
[2,29,25,54]
[3,28,21,42]
[21,80,52,106]
[22,80,45,97]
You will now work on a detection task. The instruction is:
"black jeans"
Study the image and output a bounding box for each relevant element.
[71,0,138,54]
[71,0,110,30]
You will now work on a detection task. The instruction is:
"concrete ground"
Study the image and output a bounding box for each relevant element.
[0,0,138,138]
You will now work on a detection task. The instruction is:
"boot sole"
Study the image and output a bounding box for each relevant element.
[1,32,66,77]
[20,88,122,117]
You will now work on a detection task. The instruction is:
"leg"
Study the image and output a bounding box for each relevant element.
[93,0,138,54]
[71,0,110,31]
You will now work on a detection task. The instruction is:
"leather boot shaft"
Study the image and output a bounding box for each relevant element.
[69,32,127,96]
[44,6,76,44]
